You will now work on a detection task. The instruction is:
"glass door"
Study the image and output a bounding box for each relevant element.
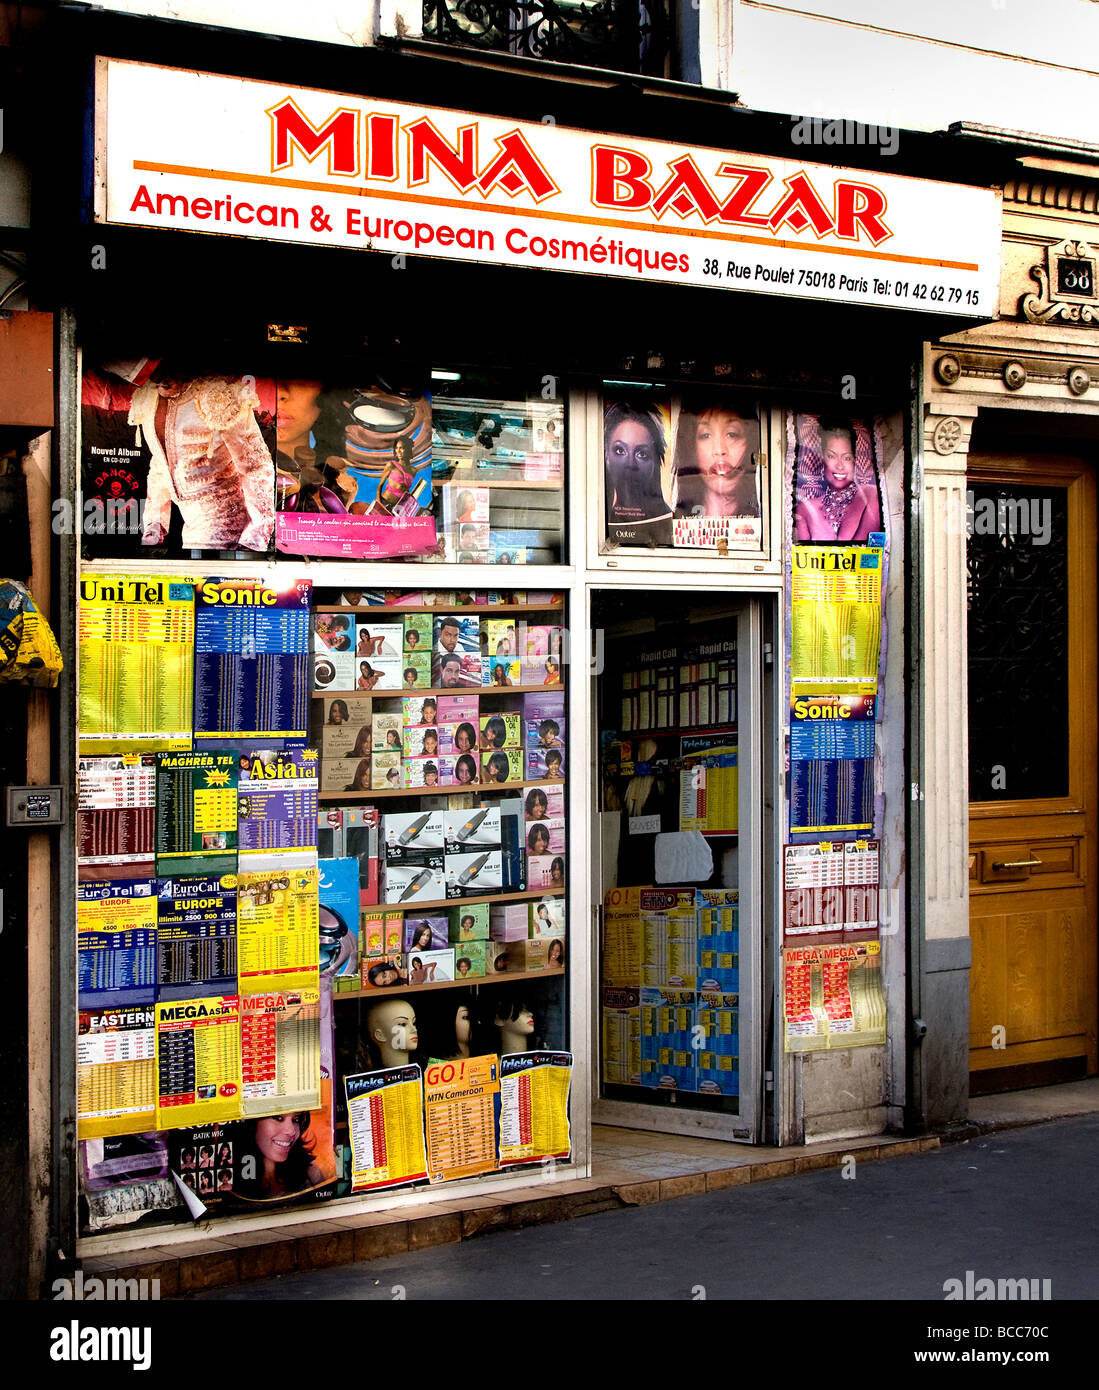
[591,588,764,1141]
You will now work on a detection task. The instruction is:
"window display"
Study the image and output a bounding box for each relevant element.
[73,574,571,1234]
[80,362,566,566]
[602,387,766,553]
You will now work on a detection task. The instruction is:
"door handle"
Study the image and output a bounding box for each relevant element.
[991,858,1042,871]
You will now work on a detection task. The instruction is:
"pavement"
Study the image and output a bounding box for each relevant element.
[190,1110,1099,1301]
[79,1077,1099,1298]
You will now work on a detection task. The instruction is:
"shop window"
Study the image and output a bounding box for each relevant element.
[422,0,674,77]
[75,572,572,1227]
[77,358,565,568]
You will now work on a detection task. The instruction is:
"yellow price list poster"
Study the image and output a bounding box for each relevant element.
[77,1006,157,1139]
[155,994,243,1128]
[345,1065,428,1192]
[238,865,319,993]
[790,546,882,694]
[498,1051,572,1165]
[424,1055,500,1183]
[78,574,195,752]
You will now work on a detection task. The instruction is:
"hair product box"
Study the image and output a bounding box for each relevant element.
[384,810,446,855]
[523,784,564,822]
[503,937,550,972]
[403,696,440,729]
[371,751,402,789]
[526,715,565,752]
[360,909,404,960]
[527,747,565,781]
[490,901,529,941]
[443,806,502,853]
[526,854,566,890]
[383,862,445,906]
[372,713,402,752]
[529,896,566,936]
[407,947,456,984]
[403,915,449,952]
[439,752,480,788]
[401,652,431,689]
[444,849,503,897]
[436,694,479,723]
[402,726,441,759]
[452,942,488,979]
[438,718,479,757]
[523,691,566,723]
[361,953,408,989]
[355,621,403,660]
[479,713,522,750]
[481,749,523,785]
[403,614,432,652]
[449,902,490,942]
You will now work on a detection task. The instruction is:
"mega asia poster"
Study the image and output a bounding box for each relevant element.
[80,360,436,560]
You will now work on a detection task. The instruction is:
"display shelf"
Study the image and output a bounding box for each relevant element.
[615,724,738,741]
[432,476,563,489]
[368,886,561,913]
[314,684,563,698]
[319,779,564,802]
[333,964,566,1001]
[315,602,564,615]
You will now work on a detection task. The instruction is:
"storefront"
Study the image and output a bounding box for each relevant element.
[43,9,1004,1272]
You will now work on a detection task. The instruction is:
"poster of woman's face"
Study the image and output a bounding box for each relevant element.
[793,415,883,545]
[670,395,762,549]
[603,398,673,547]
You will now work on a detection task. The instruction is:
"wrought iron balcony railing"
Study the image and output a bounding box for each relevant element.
[423,0,673,77]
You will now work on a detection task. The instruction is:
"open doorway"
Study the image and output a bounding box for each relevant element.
[591,588,768,1142]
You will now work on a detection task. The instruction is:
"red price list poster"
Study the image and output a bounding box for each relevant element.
[498,1052,572,1166]
[240,989,320,1117]
[345,1065,427,1192]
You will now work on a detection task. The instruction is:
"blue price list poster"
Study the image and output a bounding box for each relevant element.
[789,693,876,835]
[193,579,312,749]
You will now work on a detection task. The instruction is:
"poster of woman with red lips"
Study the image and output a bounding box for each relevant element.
[670,392,763,549]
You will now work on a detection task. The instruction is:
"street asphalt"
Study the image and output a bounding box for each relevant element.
[189,1112,1099,1302]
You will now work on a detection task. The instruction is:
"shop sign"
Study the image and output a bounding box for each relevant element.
[95,59,1001,315]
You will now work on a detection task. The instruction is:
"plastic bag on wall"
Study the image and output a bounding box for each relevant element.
[0,579,62,687]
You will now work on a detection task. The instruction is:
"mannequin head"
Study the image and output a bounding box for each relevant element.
[494,993,536,1053]
[366,998,419,1067]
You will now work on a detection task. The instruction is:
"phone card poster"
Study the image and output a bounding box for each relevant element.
[345,1065,429,1192]
[193,578,312,748]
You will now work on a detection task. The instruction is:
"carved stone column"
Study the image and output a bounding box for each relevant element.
[912,401,978,1128]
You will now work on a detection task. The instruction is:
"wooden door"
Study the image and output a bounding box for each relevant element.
[967,455,1097,1091]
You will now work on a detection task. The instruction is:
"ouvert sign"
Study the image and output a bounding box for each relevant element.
[95,58,1001,315]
